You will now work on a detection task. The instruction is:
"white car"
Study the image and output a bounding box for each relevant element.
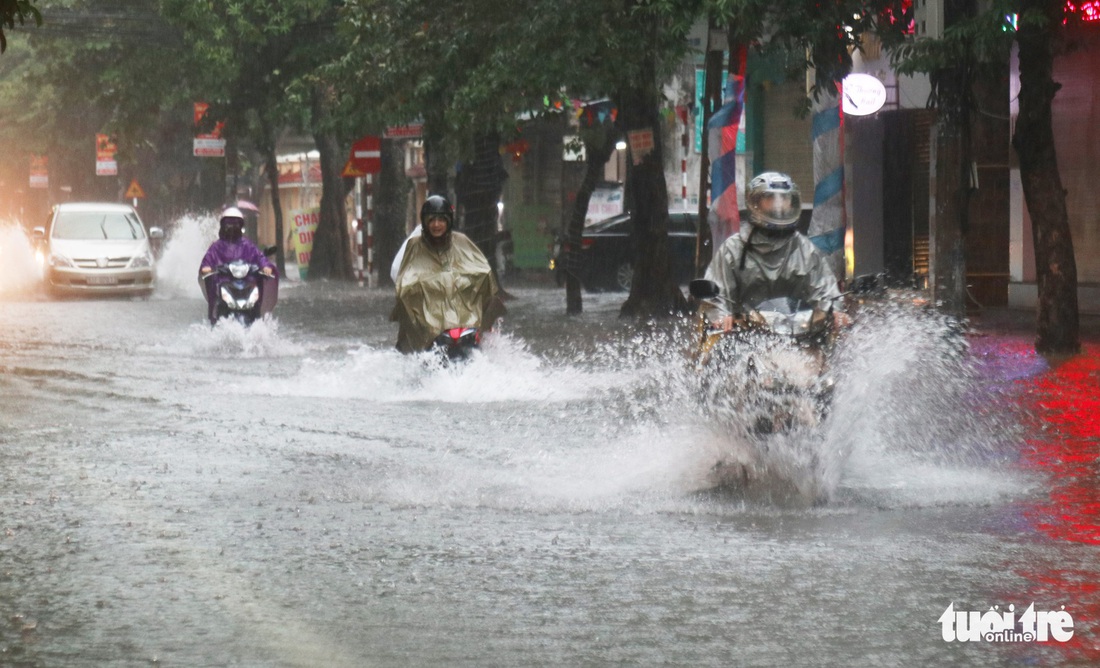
[34,202,164,297]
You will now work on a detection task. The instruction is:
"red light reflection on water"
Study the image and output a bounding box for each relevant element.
[1021,343,1100,544]
[1010,341,1100,661]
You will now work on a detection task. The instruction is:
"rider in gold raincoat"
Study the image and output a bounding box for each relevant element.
[391,194,505,353]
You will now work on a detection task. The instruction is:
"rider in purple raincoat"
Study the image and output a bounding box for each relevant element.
[199,206,278,323]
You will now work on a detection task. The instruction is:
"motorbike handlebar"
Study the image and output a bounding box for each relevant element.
[202,263,274,281]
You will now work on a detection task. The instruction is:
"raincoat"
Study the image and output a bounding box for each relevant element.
[704,226,842,312]
[200,238,275,273]
[391,231,503,353]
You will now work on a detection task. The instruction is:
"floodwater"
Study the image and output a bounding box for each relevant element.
[1,219,1098,666]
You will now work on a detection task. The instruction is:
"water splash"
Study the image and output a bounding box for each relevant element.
[231,294,1026,513]
[269,330,628,403]
[823,300,1024,508]
[0,224,43,295]
[154,213,219,299]
[537,300,1026,510]
[179,314,303,360]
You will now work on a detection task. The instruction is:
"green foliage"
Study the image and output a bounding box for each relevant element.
[881,0,1019,125]
[0,0,196,200]
[888,1,1017,76]
[0,0,42,53]
[333,0,699,159]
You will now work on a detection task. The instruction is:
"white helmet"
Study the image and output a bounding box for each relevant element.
[219,206,246,242]
[745,172,801,231]
[219,206,245,226]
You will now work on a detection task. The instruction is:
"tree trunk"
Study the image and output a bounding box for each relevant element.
[259,117,286,277]
[930,120,968,317]
[563,124,615,314]
[614,10,688,318]
[1013,0,1079,354]
[375,137,409,288]
[423,112,449,196]
[455,132,506,269]
[306,89,354,281]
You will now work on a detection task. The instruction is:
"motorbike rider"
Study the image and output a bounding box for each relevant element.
[703,172,848,332]
[391,194,505,353]
[199,206,277,322]
[200,206,276,278]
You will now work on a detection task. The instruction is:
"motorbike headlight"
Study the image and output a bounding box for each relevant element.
[220,285,234,304]
[243,286,260,309]
[458,329,479,346]
[229,262,250,279]
[48,252,75,268]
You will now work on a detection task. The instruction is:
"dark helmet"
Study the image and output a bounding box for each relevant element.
[745,172,801,232]
[219,206,245,242]
[420,194,454,234]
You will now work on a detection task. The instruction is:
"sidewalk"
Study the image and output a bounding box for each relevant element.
[966,305,1100,342]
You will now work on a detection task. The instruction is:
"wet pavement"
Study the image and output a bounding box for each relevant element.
[1,229,1099,666]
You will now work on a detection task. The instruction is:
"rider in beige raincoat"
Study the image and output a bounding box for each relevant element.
[392,194,504,353]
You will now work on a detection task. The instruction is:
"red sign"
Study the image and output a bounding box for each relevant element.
[193,102,226,157]
[628,128,654,165]
[384,123,423,139]
[96,133,118,176]
[348,135,381,174]
[193,137,226,157]
[29,155,48,189]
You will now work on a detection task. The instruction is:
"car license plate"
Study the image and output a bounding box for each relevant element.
[87,275,118,285]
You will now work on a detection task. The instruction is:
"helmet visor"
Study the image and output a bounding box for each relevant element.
[221,218,245,241]
[759,191,799,220]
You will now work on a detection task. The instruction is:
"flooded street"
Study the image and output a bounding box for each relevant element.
[1,225,1099,666]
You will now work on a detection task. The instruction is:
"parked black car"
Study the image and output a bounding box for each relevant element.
[550,210,701,292]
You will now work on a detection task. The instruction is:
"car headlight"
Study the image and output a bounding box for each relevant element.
[129,252,153,269]
[48,252,75,268]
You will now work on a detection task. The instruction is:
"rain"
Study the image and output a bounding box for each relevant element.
[2,218,1097,666]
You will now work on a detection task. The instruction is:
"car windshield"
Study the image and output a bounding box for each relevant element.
[53,212,145,240]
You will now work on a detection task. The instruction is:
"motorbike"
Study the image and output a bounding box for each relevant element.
[430,327,482,362]
[200,259,278,326]
[687,278,844,502]
[688,278,838,434]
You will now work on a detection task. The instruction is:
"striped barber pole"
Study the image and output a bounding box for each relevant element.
[706,45,746,249]
[807,88,846,281]
[356,220,364,286]
[362,174,375,287]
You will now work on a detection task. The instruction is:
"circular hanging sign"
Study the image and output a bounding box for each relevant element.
[841,73,887,116]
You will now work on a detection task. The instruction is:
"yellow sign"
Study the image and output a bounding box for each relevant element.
[125,179,145,199]
[291,207,320,279]
[341,159,366,178]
